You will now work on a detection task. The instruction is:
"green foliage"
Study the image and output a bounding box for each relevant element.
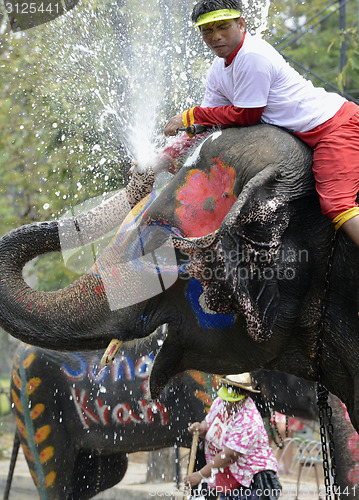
[267,0,359,99]
[0,378,10,417]
[328,26,359,97]
[0,0,127,292]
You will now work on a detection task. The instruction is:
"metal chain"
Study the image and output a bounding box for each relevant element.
[269,409,285,449]
[316,232,340,500]
[317,383,339,499]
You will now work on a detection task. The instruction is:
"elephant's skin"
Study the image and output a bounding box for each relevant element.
[1,125,359,434]
[252,369,318,421]
[10,330,212,500]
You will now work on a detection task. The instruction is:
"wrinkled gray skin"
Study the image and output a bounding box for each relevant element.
[0,125,358,437]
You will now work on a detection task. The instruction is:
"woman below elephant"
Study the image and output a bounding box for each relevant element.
[158,0,359,250]
[184,373,281,500]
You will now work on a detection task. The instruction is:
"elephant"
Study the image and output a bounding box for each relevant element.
[7,334,359,500]
[7,329,213,500]
[0,124,358,458]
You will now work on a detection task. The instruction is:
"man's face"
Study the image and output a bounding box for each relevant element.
[200,17,245,59]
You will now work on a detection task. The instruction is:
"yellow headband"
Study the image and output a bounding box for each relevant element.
[194,8,241,28]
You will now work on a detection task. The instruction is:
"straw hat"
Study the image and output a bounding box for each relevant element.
[217,373,260,394]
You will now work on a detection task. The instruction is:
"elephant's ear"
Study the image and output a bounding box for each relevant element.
[206,165,299,342]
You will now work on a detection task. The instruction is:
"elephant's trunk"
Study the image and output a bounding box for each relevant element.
[0,170,155,350]
[0,220,112,349]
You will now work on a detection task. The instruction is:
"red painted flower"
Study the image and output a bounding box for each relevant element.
[340,401,351,424]
[175,157,236,237]
[348,434,359,462]
[347,463,359,486]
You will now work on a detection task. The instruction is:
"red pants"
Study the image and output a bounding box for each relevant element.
[295,101,359,229]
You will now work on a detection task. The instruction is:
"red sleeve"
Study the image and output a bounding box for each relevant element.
[193,105,264,127]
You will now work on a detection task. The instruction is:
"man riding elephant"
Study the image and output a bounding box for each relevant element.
[156,0,359,249]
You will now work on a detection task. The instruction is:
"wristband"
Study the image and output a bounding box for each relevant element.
[198,470,206,480]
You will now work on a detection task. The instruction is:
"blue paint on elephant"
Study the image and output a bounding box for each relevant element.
[186,278,235,331]
[61,353,88,380]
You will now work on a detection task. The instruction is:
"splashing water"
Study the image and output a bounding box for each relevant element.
[3,0,272,198]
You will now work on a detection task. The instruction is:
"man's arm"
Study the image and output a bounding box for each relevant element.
[164,105,264,136]
[190,104,264,127]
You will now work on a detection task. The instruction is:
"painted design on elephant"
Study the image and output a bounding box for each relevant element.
[11,345,56,499]
[186,278,236,331]
[17,287,46,316]
[60,351,213,429]
[62,351,166,429]
[175,158,237,237]
[89,187,179,311]
[340,401,359,485]
[188,370,214,412]
[91,188,160,279]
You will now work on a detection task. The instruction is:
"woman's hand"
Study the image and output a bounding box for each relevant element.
[188,420,208,437]
[184,471,203,487]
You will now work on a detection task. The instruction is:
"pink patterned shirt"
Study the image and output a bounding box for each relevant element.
[205,396,278,488]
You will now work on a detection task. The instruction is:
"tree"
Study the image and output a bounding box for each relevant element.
[266,0,359,100]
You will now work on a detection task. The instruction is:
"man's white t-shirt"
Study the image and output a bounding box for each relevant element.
[201,32,346,133]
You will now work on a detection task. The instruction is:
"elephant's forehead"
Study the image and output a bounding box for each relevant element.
[174,158,237,237]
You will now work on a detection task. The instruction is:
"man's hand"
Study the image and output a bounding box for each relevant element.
[164,113,183,136]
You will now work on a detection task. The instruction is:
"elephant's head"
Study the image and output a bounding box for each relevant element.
[1,125,358,430]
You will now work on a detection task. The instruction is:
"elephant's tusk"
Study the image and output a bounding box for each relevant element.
[100,339,123,367]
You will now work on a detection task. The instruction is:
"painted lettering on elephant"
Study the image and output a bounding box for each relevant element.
[71,388,168,429]
[61,352,154,386]
[62,352,169,429]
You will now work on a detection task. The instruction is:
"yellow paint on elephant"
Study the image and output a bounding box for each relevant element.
[13,355,19,369]
[12,370,22,390]
[31,403,45,420]
[34,425,51,444]
[23,352,36,368]
[16,417,28,440]
[188,370,206,386]
[123,190,156,224]
[22,443,34,462]
[194,389,213,408]
[45,471,57,487]
[40,446,54,464]
[11,389,23,413]
[26,377,41,395]
[30,469,39,487]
